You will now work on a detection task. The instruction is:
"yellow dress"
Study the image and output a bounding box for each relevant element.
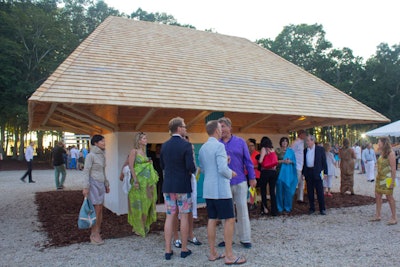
[375,156,393,195]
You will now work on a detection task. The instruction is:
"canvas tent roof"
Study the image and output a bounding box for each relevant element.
[365,120,400,137]
[28,16,389,135]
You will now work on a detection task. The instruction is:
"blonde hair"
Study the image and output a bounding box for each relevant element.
[168,117,184,134]
[134,132,146,150]
[379,137,392,158]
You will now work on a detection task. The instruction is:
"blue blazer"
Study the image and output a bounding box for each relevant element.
[302,145,328,179]
[160,135,196,193]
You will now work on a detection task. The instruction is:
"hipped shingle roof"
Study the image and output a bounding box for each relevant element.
[28,16,389,135]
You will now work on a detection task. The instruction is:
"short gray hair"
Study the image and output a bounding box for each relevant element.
[308,134,316,142]
[218,117,232,128]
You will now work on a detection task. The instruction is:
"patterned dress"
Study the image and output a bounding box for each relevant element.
[128,154,159,237]
[375,156,394,195]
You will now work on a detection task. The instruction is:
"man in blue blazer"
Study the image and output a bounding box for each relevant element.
[302,135,328,215]
[199,120,246,265]
[161,117,196,260]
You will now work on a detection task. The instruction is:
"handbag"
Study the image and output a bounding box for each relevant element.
[77,197,97,229]
[261,151,278,169]
[122,165,132,195]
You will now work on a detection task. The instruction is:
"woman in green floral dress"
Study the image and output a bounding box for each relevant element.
[370,137,397,225]
[128,132,159,237]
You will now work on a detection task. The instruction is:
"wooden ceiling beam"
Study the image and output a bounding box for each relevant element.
[135,108,159,131]
[186,111,212,129]
[64,104,118,131]
[48,118,99,134]
[52,113,100,133]
[41,103,58,126]
[239,115,272,132]
[57,106,115,132]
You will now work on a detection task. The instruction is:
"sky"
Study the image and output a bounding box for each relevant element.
[103,0,399,60]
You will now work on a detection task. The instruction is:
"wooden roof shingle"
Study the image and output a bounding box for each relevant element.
[28,16,389,134]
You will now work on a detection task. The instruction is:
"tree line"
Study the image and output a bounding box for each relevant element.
[1,0,399,159]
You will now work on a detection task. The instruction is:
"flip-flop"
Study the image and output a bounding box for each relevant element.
[369,217,381,222]
[225,256,246,265]
[387,220,397,225]
[209,253,225,261]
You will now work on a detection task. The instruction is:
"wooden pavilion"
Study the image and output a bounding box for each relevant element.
[28,16,388,214]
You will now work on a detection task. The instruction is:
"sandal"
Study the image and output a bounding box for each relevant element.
[387,219,398,225]
[209,253,225,261]
[369,217,381,222]
[225,256,246,265]
[90,234,104,245]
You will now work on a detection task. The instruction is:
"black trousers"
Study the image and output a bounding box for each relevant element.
[21,160,33,181]
[259,169,277,215]
[304,167,325,212]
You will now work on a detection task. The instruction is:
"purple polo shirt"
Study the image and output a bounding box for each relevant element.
[220,135,256,185]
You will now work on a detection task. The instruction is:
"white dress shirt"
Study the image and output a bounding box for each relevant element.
[306,145,315,168]
[25,145,34,162]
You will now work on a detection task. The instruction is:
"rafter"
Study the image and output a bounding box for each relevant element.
[52,113,98,133]
[41,103,58,126]
[48,118,98,134]
[135,108,159,131]
[57,106,115,132]
[186,111,211,129]
[64,104,118,131]
[239,115,272,132]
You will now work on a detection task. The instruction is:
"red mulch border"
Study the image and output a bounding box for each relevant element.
[35,190,376,247]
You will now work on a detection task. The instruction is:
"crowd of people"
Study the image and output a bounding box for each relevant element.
[16,116,398,263]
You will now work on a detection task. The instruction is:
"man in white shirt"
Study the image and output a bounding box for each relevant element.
[70,146,79,170]
[362,143,376,182]
[20,141,35,183]
[353,143,362,170]
[302,135,327,215]
[291,129,306,202]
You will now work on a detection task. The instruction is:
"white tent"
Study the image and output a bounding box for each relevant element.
[365,120,400,137]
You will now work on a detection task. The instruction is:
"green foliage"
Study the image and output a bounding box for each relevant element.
[353,43,400,121]
[130,8,195,29]
[259,24,333,76]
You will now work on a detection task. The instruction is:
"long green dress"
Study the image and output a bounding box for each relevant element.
[128,154,159,237]
[375,156,394,195]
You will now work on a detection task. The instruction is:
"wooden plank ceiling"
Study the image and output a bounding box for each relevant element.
[28,16,389,135]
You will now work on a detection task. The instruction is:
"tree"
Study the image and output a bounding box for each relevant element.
[354,43,400,121]
[130,8,195,28]
[257,24,333,77]
[0,0,79,158]
[86,0,121,34]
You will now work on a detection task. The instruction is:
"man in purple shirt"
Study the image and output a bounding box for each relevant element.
[218,117,256,248]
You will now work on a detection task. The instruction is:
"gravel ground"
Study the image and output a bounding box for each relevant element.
[1,167,400,267]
